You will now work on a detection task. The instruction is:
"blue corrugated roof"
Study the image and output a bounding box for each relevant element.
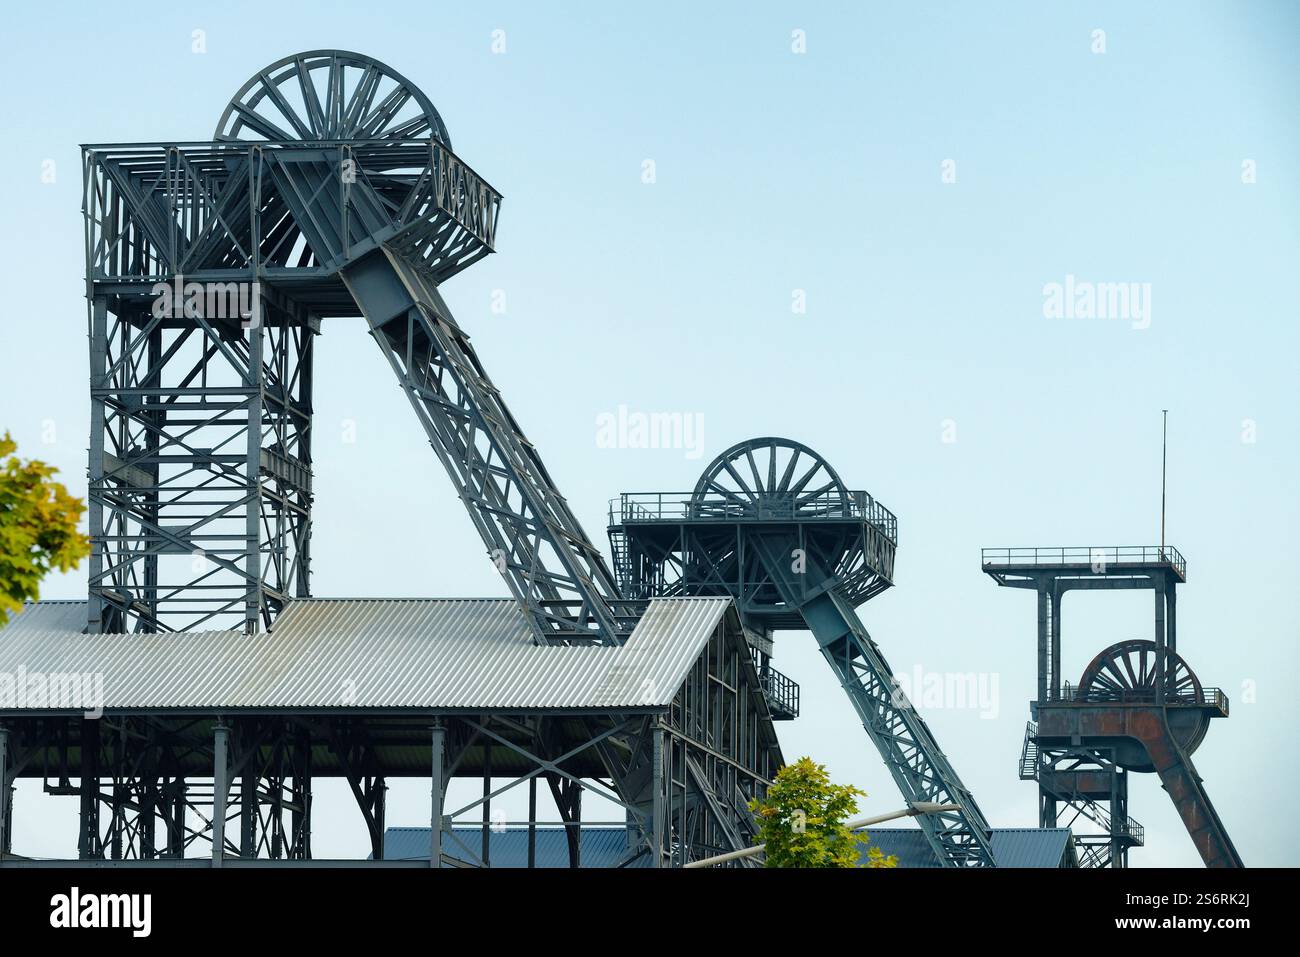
[381,825,1074,868]
[864,827,1075,868]
[383,826,653,868]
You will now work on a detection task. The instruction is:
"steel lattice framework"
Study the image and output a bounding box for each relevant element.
[984,547,1242,868]
[83,50,628,643]
[609,437,997,867]
[8,50,783,867]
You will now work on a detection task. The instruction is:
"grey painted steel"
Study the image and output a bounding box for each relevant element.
[610,437,996,868]
[0,608,778,865]
[341,248,633,644]
[0,726,9,856]
[215,51,452,146]
[212,723,229,866]
[0,597,729,713]
[430,722,444,868]
[983,546,1239,868]
[39,49,782,865]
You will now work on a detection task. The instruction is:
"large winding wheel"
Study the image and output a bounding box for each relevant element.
[690,437,852,520]
[215,50,451,144]
[683,438,860,610]
[1077,639,1213,770]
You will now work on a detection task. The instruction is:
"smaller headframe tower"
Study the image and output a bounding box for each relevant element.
[982,546,1241,868]
[610,437,996,867]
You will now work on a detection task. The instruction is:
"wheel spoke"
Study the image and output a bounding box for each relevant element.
[720,461,756,501]
[1081,639,1203,704]
[690,438,850,519]
[295,58,327,137]
[360,87,414,139]
[341,65,382,137]
[797,480,838,506]
[217,52,451,146]
[232,102,295,142]
[776,449,800,492]
[256,71,314,139]
[744,447,764,496]
[704,480,748,508]
[787,461,824,496]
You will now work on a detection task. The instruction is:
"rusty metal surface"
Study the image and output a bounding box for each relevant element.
[1033,703,1243,867]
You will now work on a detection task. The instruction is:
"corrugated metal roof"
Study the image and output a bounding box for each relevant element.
[382,826,652,868]
[378,825,1075,868]
[0,596,731,713]
[864,827,1075,868]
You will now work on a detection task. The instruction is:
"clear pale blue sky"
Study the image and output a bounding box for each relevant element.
[1,1,1297,865]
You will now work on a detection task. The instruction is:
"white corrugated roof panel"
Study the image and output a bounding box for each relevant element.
[0,597,732,712]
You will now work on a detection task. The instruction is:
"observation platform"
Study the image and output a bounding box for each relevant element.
[981,546,1187,584]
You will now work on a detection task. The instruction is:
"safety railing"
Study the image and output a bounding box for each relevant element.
[760,667,800,719]
[611,490,898,542]
[83,138,501,282]
[1116,817,1145,843]
[1054,683,1226,711]
[981,546,1186,579]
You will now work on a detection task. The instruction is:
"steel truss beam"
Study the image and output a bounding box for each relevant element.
[342,248,635,644]
[86,291,314,633]
[987,551,1242,868]
[610,500,996,867]
[1023,731,1140,869]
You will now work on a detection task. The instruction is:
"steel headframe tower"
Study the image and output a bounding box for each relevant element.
[982,546,1242,868]
[83,50,631,642]
[609,437,997,867]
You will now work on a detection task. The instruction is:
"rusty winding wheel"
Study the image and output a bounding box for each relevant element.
[1078,639,1202,703]
[1077,639,1212,770]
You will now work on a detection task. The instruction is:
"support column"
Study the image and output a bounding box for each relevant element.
[369,778,387,860]
[244,307,265,635]
[78,719,101,859]
[292,729,313,860]
[1154,578,1167,696]
[1035,582,1049,704]
[240,772,257,858]
[1038,786,1056,830]
[1049,585,1062,697]
[481,740,491,867]
[86,294,108,633]
[651,724,665,869]
[429,721,444,868]
[167,778,187,858]
[527,775,537,868]
[213,722,230,867]
[1166,580,1177,655]
[0,725,10,859]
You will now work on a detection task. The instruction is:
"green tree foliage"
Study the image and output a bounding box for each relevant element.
[0,433,90,624]
[749,756,898,868]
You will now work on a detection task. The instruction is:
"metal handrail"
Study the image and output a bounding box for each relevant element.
[1122,818,1145,843]
[981,546,1186,578]
[1053,684,1226,710]
[760,668,800,718]
[610,490,899,541]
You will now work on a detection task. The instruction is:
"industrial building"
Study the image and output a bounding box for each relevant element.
[0,50,1241,868]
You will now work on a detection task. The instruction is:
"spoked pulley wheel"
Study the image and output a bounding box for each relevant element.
[215,50,450,144]
[689,437,851,520]
[1078,639,1202,703]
